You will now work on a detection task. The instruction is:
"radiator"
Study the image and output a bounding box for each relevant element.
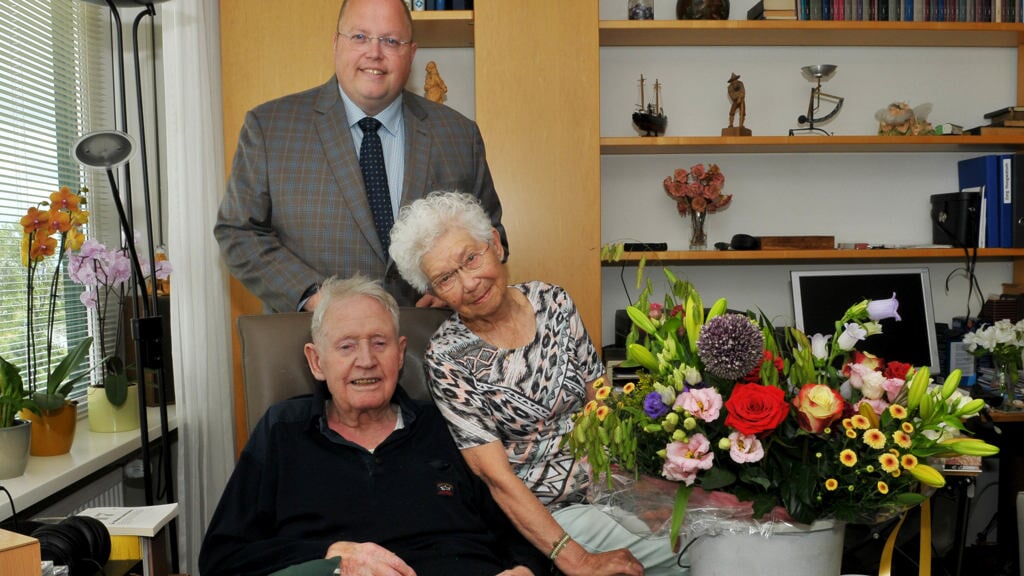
[32,469,125,521]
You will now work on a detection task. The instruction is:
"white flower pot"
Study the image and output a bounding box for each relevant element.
[688,519,845,576]
[88,384,140,433]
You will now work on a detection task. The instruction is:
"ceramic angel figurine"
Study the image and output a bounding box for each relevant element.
[876,101,934,135]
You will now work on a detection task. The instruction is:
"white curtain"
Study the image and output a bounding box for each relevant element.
[161,2,234,573]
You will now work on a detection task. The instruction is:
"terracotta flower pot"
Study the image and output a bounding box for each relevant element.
[19,401,78,456]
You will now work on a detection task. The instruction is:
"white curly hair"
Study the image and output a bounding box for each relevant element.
[388,191,494,293]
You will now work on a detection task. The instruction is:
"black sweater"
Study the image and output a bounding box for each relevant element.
[199,390,549,575]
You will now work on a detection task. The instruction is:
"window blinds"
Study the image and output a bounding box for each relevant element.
[0,0,114,403]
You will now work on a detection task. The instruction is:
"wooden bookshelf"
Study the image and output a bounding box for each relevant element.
[599,20,1024,48]
[602,247,1024,265]
[412,10,473,47]
[601,135,1024,154]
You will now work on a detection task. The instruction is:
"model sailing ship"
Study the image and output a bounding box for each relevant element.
[632,74,667,137]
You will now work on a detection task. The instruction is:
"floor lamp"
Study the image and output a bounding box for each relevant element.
[75,0,177,571]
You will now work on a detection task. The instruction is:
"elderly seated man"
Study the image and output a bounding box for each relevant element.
[199,274,549,576]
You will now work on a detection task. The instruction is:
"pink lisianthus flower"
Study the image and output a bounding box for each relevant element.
[674,387,723,422]
[855,397,890,416]
[728,431,764,463]
[662,434,714,485]
[848,363,886,400]
[882,377,906,403]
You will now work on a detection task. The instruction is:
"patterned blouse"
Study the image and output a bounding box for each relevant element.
[425,281,604,505]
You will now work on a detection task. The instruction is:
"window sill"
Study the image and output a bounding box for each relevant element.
[0,406,177,520]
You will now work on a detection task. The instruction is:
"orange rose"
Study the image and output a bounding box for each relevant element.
[793,383,844,433]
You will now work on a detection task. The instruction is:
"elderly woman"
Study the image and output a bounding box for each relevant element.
[390,192,680,576]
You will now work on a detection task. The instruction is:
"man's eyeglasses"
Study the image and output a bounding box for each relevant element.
[337,32,412,53]
[430,243,492,294]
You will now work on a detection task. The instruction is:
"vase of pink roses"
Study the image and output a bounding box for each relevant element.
[663,164,731,250]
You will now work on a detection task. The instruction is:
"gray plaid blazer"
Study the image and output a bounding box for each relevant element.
[215,78,506,311]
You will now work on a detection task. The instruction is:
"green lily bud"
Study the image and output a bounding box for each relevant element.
[626,305,658,337]
[683,416,697,430]
[627,343,658,372]
[706,298,728,321]
[672,429,687,442]
[941,369,962,401]
[644,423,662,433]
[919,393,934,421]
[941,438,1000,456]
[954,398,987,418]
[684,297,699,353]
[657,448,667,459]
[906,365,930,411]
[909,464,946,488]
[718,437,731,450]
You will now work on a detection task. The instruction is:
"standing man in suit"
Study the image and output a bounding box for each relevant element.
[215,0,507,312]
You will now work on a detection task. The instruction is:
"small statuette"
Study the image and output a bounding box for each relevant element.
[424,61,448,105]
[722,72,751,137]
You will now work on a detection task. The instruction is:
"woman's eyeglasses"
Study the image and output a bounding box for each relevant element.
[429,244,492,294]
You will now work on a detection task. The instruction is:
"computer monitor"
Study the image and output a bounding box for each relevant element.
[790,268,941,375]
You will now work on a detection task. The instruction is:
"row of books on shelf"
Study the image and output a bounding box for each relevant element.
[408,0,472,10]
[747,0,1020,21]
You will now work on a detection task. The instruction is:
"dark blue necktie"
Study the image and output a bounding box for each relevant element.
[358,117,394,255]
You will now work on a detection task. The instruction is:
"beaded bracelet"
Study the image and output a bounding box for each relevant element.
[548,531,571,561]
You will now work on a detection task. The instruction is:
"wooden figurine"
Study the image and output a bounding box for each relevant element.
[722,72,751,136]
[424,61,447,104]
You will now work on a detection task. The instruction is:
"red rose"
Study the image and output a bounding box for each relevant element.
[724,383,789,436]
[883,361,912,381]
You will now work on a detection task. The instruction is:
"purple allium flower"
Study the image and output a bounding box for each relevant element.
[696,313,765,380]
[643,391,670,419]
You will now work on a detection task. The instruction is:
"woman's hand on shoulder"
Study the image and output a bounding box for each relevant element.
[325,541,416,576]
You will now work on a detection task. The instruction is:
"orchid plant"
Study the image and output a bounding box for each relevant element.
[565,268,998,547]
[0,187,94,424]
[68,235,172,406]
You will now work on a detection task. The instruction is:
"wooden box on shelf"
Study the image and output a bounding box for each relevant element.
[759,235,835,250]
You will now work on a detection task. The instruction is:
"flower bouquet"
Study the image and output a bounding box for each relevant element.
[662,164,731,216]
[565,269,998,550]
[962,318,1024,407]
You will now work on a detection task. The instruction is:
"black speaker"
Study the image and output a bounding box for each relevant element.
[32,515,111,576]
[931,191,981,248]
